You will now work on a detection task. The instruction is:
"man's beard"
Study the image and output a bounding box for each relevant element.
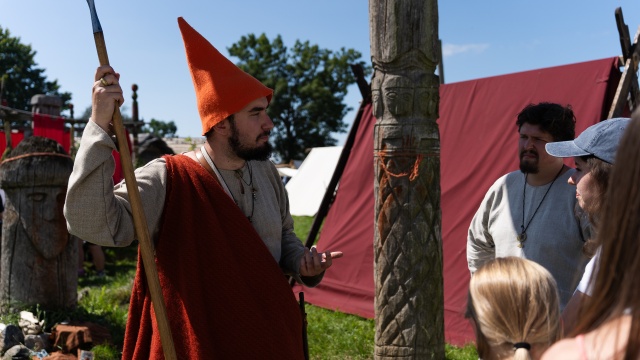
[228,119,273,161]
[519,150,539,173]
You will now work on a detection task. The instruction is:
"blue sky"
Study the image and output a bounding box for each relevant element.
[1,1,639,143]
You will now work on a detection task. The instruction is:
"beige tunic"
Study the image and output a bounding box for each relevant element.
[65,121,312,280]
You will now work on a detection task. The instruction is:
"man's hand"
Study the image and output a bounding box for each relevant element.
[299,246,343,277]
[92,65,124,133]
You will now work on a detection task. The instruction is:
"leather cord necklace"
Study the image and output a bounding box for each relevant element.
[517,165,565,248]
[234,162,254,195]
[197,145,256,223]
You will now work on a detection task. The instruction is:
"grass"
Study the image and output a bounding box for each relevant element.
[306,305,374,359]
[1,216,476,359]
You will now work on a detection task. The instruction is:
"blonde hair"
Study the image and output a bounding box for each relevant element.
[466,257,562,360]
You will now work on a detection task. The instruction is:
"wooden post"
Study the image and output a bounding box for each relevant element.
[131,84,139,165]
[0,137,76,310]
[608,7,640,118]
[370,1,444,359]
[69,104,76,156]
[30,94,62,116]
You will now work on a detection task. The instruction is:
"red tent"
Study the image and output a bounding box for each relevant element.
[294,57,622,345]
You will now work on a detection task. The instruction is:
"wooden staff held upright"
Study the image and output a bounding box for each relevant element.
[84,1,177,359]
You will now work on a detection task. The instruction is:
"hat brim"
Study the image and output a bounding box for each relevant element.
[545,141,591,158]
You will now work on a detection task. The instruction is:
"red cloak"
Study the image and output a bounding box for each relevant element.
[122,154,304,359]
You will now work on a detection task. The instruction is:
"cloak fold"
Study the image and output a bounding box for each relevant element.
[122,154,304,359]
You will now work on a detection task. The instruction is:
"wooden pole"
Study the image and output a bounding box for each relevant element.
[85,2,177,359]
[608,7,640,118]
[131,84,139,165]
[370,0,444,358]
[69,104,75,156]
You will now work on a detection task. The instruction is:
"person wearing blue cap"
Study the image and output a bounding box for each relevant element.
[542,114,640,360]
[545,117,630,334]
[467,102,591,310]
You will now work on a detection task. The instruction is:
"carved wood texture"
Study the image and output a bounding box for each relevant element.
[370,0,444,358]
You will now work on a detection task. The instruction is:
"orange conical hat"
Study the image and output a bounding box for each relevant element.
[178,17,273,135]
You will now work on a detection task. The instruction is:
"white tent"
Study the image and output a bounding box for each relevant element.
[285,146,343,216]
[277,167,299,178]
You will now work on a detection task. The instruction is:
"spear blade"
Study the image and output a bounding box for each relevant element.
[86,0,103,33]
[85,0,109,66]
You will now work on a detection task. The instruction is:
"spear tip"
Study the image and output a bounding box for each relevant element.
[86,0,103,33]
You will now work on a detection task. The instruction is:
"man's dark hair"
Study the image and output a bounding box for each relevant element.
[516,102,576,141]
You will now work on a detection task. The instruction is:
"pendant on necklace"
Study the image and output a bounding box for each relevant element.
[517,232,527,248]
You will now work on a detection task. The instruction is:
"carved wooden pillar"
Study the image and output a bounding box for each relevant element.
[370,1,444,358]
[0,136,76,310]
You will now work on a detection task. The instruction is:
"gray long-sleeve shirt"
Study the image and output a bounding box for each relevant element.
[64,121,312,280]
[467,169,590,309]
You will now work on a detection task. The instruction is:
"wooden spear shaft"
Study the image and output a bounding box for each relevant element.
[85,2,177,359]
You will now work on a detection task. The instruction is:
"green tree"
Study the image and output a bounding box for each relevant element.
[228,34,370,162]
[0,26,71,112]
[143,118,177,138]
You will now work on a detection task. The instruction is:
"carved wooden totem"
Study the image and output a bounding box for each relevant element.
[370,1,444,358]
[0,136,76,310]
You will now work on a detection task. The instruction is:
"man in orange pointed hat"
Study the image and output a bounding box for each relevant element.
[65,17,342,359]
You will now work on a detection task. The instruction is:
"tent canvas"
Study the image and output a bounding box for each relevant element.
[286,146,344,216]
[294,57,621,345]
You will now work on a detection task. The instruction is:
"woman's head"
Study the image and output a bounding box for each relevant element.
[546,117,630,234]
[571,114,640,359]
[466,257,561,360]
[568,155,612,220]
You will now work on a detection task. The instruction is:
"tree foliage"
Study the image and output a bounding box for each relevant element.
[0,26,71,112]
[228,34,370,162]
[143,119,177,138]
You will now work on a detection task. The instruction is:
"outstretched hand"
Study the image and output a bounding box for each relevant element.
[299,246,343,277]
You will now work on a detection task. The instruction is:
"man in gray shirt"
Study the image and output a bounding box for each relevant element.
[467,102,590,309]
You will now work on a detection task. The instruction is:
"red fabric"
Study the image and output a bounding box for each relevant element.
[295,57,621,345]
[112,130,132,184]
[122,154,304,359]
[32,113,71,152]
[0,132,25,155]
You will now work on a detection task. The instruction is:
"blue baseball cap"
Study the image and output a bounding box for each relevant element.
[545,117,630,164]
